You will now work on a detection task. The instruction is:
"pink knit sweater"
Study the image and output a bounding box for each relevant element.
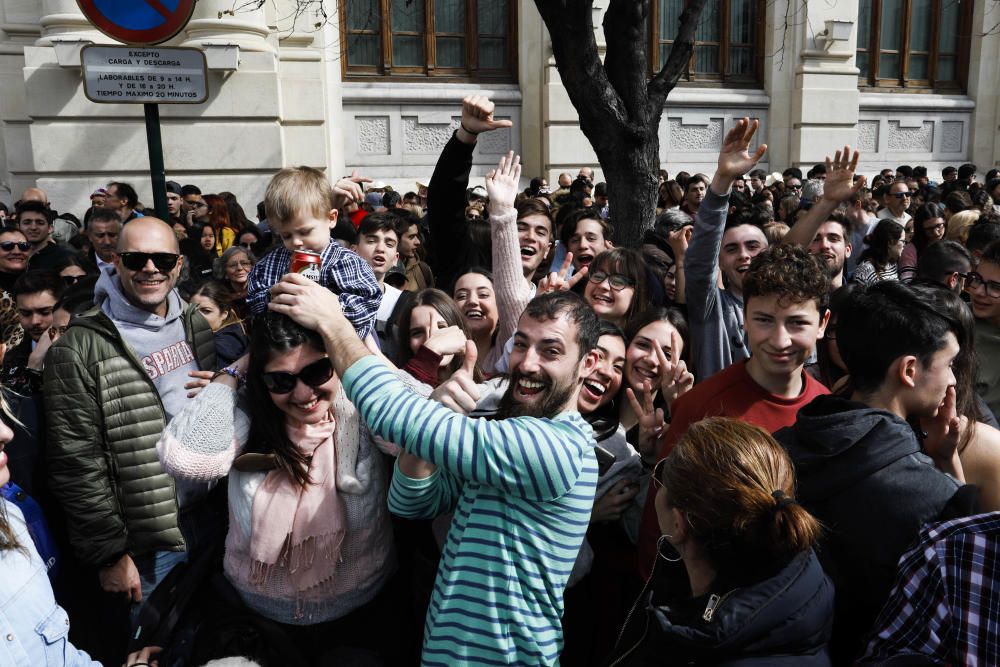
[486,207,534,371]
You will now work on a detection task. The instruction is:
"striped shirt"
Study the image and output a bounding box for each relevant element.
[245,240,381,339]
[342,356,598,666]
[850,259,899,287]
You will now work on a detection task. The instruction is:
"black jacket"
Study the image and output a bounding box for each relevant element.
[214,322,247,369]
[775,395,977,664]
[608,550,833,666]
[427,132,490,292]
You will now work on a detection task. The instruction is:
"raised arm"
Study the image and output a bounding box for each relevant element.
[783,146,866,248]
[158,370,251,483]
[268,275,593,502]
[487,150,533,363]
[685,118,767,320]
[427,95,513,289]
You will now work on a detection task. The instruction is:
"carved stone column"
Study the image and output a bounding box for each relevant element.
[36,0,105,45]
[180,0,272,52]
[787,1,860,168]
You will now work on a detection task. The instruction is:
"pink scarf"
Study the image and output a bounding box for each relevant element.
[248,414,346,593]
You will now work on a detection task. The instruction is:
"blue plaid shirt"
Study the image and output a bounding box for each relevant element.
[861,512,1000,666]
[246,241,381,340]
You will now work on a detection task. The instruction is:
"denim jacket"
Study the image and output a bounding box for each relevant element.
[0,499,98,666]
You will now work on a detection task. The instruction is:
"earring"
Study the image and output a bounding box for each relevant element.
[657,534,682,562]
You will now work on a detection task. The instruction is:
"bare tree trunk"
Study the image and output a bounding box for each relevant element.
[534,0,709,248]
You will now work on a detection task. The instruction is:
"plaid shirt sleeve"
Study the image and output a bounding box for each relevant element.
[861,543,952,665]
[245,243,380,340]
[246,246,291,315]
[321,243,381,340]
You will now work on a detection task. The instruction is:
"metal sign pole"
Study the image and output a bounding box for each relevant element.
[143,102,168,220]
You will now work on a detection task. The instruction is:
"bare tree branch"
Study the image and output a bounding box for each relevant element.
[535,0,625,136]
[602,0,653,132]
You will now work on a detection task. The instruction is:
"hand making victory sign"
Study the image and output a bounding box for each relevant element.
[626,381,667,464]
[655,329,694,411]
[537,252,588,295]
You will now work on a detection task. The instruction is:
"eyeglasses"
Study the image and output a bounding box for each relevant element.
[966,271,1000,298]
[117,252,180,272]
[923,222,946,234]
[891,192,913,199]
[787,183,802,190]
[62,274,86,286]
[261,357,334,394]
[0,241,31,252]
[227,261,253,270]
[588,270,635,291]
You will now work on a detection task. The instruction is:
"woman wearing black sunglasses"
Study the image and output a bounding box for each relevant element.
[157,313,400,662]
[53,252,97,290]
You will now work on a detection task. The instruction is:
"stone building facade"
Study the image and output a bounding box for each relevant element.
[1,0,998,212]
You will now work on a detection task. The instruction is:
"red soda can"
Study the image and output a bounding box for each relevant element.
[290,249,322,281]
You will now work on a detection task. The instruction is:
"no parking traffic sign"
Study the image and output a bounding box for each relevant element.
[77,0,197,46]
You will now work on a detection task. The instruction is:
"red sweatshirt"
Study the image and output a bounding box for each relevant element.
[636,360,829,579]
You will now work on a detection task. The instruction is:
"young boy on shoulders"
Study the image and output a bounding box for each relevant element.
[246,167,381,340]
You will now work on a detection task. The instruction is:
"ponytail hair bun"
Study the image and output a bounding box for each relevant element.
[660,417,822,569]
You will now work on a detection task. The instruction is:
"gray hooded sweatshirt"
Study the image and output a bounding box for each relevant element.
[685,188,748,381]
[95,269,206,506]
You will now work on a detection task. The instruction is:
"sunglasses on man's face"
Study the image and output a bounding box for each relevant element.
[117,252,180,273]
[891,192,912,199]
[0,241,31,252]
[261,357,334,394]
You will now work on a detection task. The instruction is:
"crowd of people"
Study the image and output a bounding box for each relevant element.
[2,93,1000,667]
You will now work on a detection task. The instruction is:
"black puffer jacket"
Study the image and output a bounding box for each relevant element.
[608,549,833,666]
[775,395,975,664]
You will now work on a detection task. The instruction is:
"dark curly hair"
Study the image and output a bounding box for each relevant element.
[741,244,830,310]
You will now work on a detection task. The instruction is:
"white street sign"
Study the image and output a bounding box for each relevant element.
[82,45,207,105]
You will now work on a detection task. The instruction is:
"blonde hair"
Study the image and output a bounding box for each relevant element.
[659,417,821,570]
[264,166,333,226]
[762,221,790,245]
[946,209,980,244]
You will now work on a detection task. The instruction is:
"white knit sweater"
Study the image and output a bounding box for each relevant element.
[157,382,396,625]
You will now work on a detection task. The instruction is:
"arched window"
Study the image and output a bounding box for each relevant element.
[651,0,764,86]
[857,0,972,91]
[342,0,516,80]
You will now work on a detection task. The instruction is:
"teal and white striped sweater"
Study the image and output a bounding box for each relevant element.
[343,356,598,666]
